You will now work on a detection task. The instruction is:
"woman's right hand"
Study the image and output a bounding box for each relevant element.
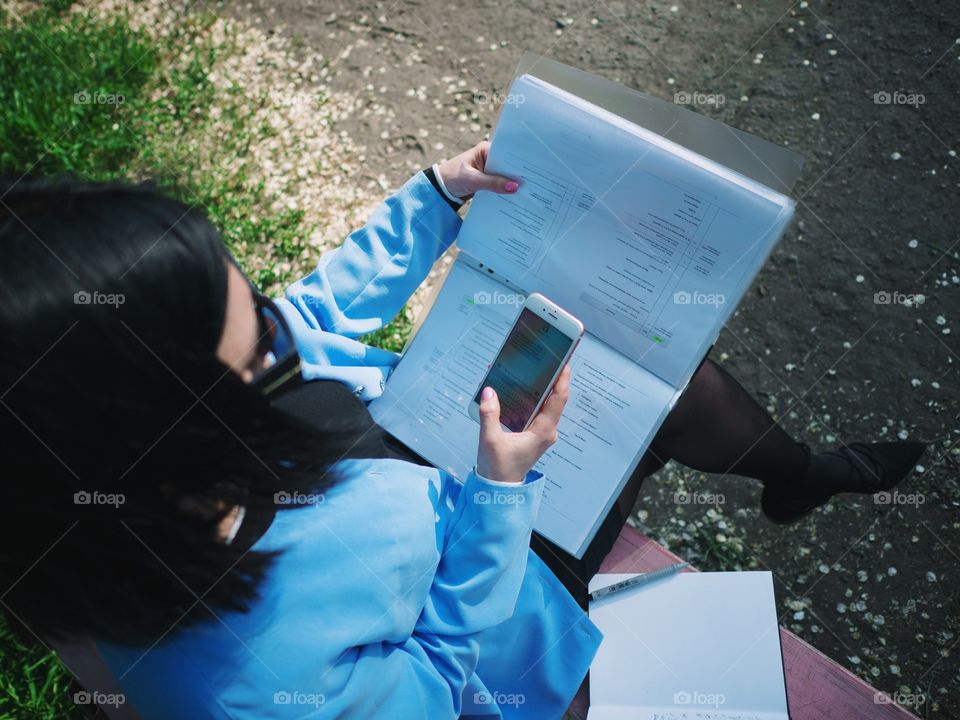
[475,365,570,484]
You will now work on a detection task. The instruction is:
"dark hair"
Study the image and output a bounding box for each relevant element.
[0,176,359,645]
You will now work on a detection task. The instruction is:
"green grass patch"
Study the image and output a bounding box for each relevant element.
[0,8,157,179]
[360,306,415,353]
[0,620,79,719]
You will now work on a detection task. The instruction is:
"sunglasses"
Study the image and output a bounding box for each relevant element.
[249,288,302,398]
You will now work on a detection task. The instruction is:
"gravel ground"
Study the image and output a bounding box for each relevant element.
[220,1,959,716]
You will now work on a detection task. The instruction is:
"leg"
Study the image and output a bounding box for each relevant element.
[533,357,924,603]
[645,359,926,522]
[649,359,808,483]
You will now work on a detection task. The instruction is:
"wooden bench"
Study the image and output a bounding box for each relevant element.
[566,524,919,719]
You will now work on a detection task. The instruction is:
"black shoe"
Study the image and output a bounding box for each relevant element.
[761,441,926,524]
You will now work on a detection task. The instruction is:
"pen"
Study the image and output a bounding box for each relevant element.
[590,562,690,602]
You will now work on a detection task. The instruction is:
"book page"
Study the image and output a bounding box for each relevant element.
[587,572,789,717]
[369,260,678,557]
[513,52,805,195]
[457,74,794,389]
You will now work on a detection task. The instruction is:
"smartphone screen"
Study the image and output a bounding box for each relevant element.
[474,308,575,432]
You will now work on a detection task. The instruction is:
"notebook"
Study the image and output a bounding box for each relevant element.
[370,57,801,557]
[587,571,790,719]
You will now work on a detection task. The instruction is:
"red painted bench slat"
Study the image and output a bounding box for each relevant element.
[565,524,918,720]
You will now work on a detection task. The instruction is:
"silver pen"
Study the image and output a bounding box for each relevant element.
[590,562,690,602]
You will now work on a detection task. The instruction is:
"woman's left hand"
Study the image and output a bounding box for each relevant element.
[436,141,519,202]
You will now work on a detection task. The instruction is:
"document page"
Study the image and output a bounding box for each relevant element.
[369,260,677,557]
[587,572,789,718]
[457,74,794,389]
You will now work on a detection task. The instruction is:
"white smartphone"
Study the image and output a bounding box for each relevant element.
[468,293,584,432]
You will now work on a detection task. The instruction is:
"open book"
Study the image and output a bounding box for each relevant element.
[370,59,799,557]
[587,571,789,719]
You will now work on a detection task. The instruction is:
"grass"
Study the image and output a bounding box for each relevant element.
[0,8,157,179]
[0,2,412,716]
[0,620,76,720]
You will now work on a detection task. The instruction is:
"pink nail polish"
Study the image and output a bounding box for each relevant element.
[481,387,494,400]
[504,181,519,192]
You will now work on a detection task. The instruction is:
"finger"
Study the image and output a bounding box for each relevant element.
[528,365,570,437]
[474,140,491,166]
[465,166,519,195]
[477,386,503,443]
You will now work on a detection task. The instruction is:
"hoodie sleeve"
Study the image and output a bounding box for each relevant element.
[282,170,463,338]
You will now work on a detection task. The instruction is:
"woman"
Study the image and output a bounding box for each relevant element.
[0,142,922,719]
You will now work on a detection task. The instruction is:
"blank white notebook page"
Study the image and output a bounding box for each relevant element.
[369,260,677,556]
[587,571,789,720]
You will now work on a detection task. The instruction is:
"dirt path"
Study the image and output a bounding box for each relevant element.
[223,0,959,715]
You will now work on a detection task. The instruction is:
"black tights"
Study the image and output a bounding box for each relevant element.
[608,358,807,522]
[652,358,807,481]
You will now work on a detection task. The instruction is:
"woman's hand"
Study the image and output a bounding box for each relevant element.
[476,365,570,484]
[436,141,519,201]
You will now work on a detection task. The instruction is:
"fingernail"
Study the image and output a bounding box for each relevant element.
[481,386,494,401]
[504,181,519,193]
